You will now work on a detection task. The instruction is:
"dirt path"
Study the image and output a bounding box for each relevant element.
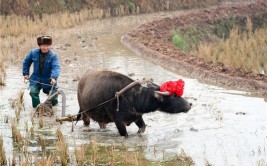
[122,1,267,97]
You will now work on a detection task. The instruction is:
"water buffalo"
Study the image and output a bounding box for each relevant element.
[77,69,191,137]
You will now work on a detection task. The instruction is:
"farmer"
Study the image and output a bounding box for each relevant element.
[22,36,60,108]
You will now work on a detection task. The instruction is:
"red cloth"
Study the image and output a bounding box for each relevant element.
[160,79,184,96]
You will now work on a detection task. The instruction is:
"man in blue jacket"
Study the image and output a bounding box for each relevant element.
[22,36,61,108]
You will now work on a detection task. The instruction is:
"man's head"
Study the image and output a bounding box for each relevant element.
[37,36,52,53]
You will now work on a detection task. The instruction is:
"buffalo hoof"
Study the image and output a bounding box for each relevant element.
[98,122,107,129]
[83,121,90,126]
[83,128,96,132]
[137,127,146,133]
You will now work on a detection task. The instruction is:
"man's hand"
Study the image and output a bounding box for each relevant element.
[50,77,56,85]
[24,75,29,80]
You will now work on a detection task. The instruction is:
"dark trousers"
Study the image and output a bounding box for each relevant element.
[29,84,58,108]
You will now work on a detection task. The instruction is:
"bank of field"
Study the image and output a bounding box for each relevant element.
[172,17,267,75]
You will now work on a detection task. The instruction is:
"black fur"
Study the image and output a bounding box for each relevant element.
[77,69,191,137]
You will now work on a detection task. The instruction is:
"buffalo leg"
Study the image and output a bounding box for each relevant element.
[135,117,146,133]
[98,122,107,129]
[82,113,90,126]
[115,121,128,137]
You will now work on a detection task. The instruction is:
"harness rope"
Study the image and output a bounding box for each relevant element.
[25,79,77,91]
[26,78,151,123]
[73,80,142,124]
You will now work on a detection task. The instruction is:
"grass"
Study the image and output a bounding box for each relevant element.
[172,26,208,52]
[38,135,46,154]
[0,135,7,165]
[192,18,267,74]
[128,1,136,13]
[8,89,25,122]
[38,118,44,129]
[34,154,56,166]
[79,137,147,165]
[72,137,195,166]
[3,99,195,166]
[212,17,236,38]
[4,115,9,123]
[0,1,162,38]
[11,122,23,143]
[56,128,69,166]
[172,30,189,51]
[74,143,86,166]
[0,46,7,86]
[0,0,220,85]
[171,17,267,75]
[30,126,34,139]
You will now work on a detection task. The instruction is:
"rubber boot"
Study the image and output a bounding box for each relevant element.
[51,97,58,106]
[29,85,41,108]
[44,87,58,106]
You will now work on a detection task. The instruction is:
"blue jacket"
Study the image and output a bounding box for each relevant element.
[22,48,60,90]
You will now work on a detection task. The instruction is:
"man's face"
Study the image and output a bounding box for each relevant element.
[39,45,51,53]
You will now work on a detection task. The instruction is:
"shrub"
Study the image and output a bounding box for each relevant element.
[172,30,189,51]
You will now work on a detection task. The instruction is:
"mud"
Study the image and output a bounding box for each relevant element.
[121,0,267,97]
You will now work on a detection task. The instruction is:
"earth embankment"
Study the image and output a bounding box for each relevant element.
[0,0,219,16]
[122,1,267,97]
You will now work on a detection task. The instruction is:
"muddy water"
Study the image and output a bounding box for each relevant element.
[1,10,267,165]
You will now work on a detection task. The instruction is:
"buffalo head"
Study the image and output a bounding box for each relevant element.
[148,82,192,114]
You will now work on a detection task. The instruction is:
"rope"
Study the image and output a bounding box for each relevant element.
[115,81,141,111]
[74,97,116,124]
[25,79,77,91]
[73,80,142,124]
[48,83,55,98]
[26,78,153,92]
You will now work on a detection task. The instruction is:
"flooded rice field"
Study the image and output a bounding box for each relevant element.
[1,10,267,165]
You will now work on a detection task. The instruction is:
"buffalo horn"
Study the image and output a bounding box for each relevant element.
[155,91,170,96]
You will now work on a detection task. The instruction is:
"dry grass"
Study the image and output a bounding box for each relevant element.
[30,112,35,125]
[8,89,24,109]
[0,0,221,37]
[56,128,69,166]
[24,121,28,132]
[11,152,16,166]
[0,0,220,38]
[9,89,25,122]
[0,0,219,84]
[192,18,267,74]
[0,9,103,80]
[82,137,148,165]
[11,122,23,143]
[0,9,107,38]
[30,126,34,139]
[176,149,194,165]
[34,155,56,166]
[0,46,6,86]
[74,143,86,166]
[38,135,46,154]
[14,134,56,166]
[18,154,56,166]
[6,124,194,166]
[38,118,44,129]
[4,115,9,123]
[0,135,7,165]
